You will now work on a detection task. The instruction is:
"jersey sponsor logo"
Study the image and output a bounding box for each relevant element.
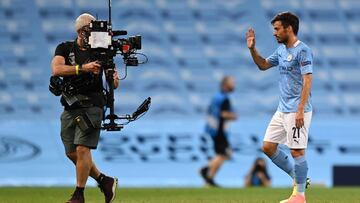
[279,66,294,74]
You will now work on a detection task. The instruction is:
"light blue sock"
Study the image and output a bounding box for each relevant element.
[270,147,295,179]
[294,155,308,194]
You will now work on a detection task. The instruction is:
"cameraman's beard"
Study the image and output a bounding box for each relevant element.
[77,30,89,49]
[77,37,87,49]
[81,38,88,47]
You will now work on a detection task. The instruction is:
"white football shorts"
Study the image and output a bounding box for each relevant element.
[263,111,312,149]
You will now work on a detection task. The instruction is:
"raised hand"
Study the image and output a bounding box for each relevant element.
[246,28,256,49]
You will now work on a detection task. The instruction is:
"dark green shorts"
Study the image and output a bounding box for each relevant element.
[60,107,103,153]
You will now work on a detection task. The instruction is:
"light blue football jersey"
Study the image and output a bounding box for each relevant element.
[266,40,313,112]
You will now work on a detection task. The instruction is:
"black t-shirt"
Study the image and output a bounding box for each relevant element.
[218,98,231,135]
[54,40,105,109]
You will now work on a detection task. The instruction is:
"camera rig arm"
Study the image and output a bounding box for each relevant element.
[102,97,151,131]
[86,0,149,131]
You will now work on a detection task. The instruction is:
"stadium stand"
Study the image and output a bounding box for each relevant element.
[0,0,359,119]
[0,0,359,187]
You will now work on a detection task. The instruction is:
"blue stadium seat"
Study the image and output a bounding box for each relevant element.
[149,92,193,117]
[0,0,357,120]
[344,93,360,115]
[332,69,360,92]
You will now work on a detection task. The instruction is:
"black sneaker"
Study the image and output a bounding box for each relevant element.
[199,167,210,184]
[199,167,220,188]
[66,190,84,203]
[98,176,118,203]
[207,178,220,188]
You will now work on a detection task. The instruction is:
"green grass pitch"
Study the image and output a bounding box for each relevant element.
[0,187,359,203]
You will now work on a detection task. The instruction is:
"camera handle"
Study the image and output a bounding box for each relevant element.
[102,64,122,131]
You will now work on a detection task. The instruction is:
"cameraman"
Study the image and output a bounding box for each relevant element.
[245,157,271,187]
[200,76,238,187]
[51,13,119,203]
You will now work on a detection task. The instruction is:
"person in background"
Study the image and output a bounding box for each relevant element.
[245,157,271,187]
[199,76,238,187]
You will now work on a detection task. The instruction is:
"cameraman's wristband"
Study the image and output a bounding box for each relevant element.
[75,65,79,75]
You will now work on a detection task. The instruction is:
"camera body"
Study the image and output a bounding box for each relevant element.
[85,20,141,67]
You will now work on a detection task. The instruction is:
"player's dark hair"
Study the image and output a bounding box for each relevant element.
[271,12,299,35]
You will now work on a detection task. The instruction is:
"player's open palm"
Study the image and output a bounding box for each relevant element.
[246,28,256,49]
